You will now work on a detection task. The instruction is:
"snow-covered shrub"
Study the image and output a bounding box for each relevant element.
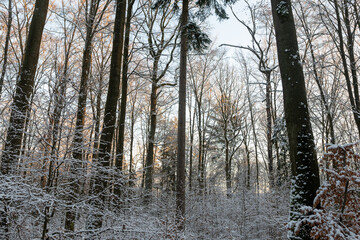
[292,143,360,239]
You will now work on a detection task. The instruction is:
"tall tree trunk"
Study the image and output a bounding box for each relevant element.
[0,0,49,237]
[265,72,274,188]
[270,0,320,239]
[129,97,136,179]
[92,73,103,161]
[65,0,100,231]
[243,127,251,190]
[144,58,159,202]
[343,0,360,136]
[116,0,134,177]
[176,0,188,229]
[96,0,126,200]
[246,76,259,192]
[197,103,205,193]
[0,0,13,98]
[225,139,231,198]
[1,0,49,175]
[71,0,99,168]
[188,101,196,191]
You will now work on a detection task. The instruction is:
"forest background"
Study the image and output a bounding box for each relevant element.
[0,0,359,239]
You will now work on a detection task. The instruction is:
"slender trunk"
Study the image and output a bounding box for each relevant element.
[96,0,126,204]
[225,139,231,198]
[65,0,99,231]
[189,106,195,191]
[116,0,134,175]
[144,59,159,202]
[243,130,251,190]
[176,0,188,229]
[197,103,204,193]
[247,80,259,192]
[41,45,71,238]
[333,0,360,136]
[343,0,360,133]
[72,7,97,164]
[93,74,103,161]
[299,2,336,144]
[309,43,335,144]
[265,72,274,188]
[129,103,136,179]
[0,0,13,97]
[270,0,320,238]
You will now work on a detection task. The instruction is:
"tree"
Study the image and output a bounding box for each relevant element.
[0,0,12,98]
[65,0,111,231]
[96,0,126,201]
[188,48,222,193]
[158,117,177,193]
[208,64,244,198]
[319,0,360,137]
[270,0,320,238]
[1,0,50,175]
[115,0,135,177]
[142,0,179,201]
[0,0,49,237]
[175,0,188,229]
[294,1,336,145]
[221,1,277,188]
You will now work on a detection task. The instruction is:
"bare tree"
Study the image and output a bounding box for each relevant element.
[115,0,135,176]
[1,0,50,175]
[270,0,320,238]
[221,1,277,188]
[176,0,188,229]
[141,0,179,202]
[65,0,111,231]
[0,0,13,98]
[209,64,244,198]
[95,0,126,205]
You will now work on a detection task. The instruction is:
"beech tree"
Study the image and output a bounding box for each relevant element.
[141,0,179,202]
[65,0,111,231]
[270,0,320,238]
[209,64,244,197]
[188,49,222,193]
[222,1,277,188]
[1,0,50,175]
[95,0,126,207]
[115,0,135,177]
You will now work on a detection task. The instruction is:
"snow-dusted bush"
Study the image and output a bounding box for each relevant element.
[291,143,360,239]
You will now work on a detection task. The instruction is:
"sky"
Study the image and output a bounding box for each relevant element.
[208,1,253,54]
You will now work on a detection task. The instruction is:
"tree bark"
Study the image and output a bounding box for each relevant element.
[1,0,49,175]
[65,0,100,231]
[116,0,134,176]
[176,0,188,229]
[270,0,320,238]
[265,72,274,188]
[144,59,159,202]
[225,138,232,198]
[96,0,126,199]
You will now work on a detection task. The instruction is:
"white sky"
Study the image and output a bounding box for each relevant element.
[208,1,253,52]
